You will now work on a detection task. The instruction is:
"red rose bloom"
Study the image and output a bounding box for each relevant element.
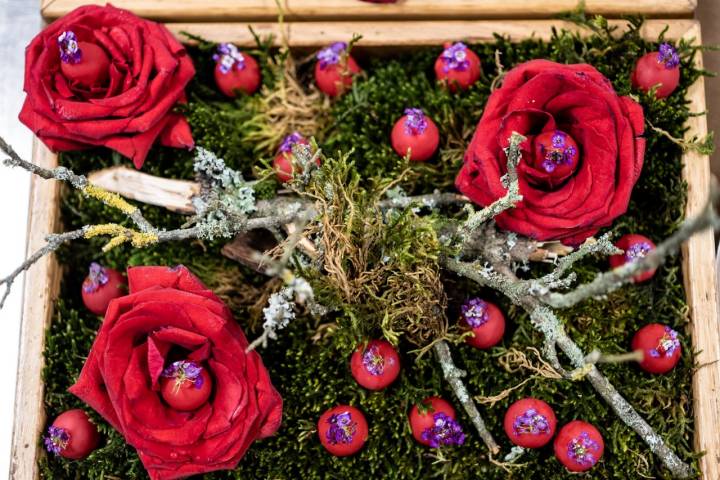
[69,265,282,480]
[456,60,645,245]
[19,4,195,169]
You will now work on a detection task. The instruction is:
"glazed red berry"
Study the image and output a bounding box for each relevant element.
[273,132,319,183]
[160,361,213,411]
[609,234,657,283]
[44,409,99,460]
[503,398,557,448]
[409,397,465,447]
[213,43,261,97]
[350,339,401,390]
[314,42,362,97]
[459,298,505,349]
[391,108,440,162]
[554,420,604,472]
[318,405,368,456]
[81,263,126,316]
[632,323,682,374]
[631,43,680,99]
[58,32,110,88]
[434,42,481,92]
[530,130,580,189]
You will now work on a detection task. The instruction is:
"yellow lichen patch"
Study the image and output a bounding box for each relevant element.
[81,184,138,216]
[84,223,158,252]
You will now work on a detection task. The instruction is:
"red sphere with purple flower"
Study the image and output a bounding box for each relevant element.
[460,298,505,349]
[503,398,557,448]
[434,42,481,91]
[390,108,440,162]
[314,42,361,97]
[44,409,99,460]
[350,339,401,390]
[554,420,604,472]
[81,262,125,315]
[609,234,657,283]
[318,405,368,456]
[213,43,261,97]
[632,43,680,99]
[632,323,682,374]
[408,396,465,448]
[159,360,213,411]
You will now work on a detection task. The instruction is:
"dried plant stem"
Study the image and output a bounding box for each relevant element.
[433,340,500,455]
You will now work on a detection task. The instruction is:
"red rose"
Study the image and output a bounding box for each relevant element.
[69,265,282,479]
[456,60,645,245]
[19,4,195,169]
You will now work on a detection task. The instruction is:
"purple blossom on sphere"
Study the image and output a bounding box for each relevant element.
[625,241,653,263]
[83,262,109,293]
[512,408,550,436]
[316,42,347,69]
[361,344,385,376]
[657,43,680,69]
[278,131,304,154]
[461,298,489,328]
[213,43,246,74]
[162,360,204,392]
[403,108,428,135]
[567,432,601,467]
[440,42,470,73]
[649,326,681,359]
[541,131,577,173]
[326,411,357,445]
[421,412,465,448]
[58,31,82,64]
[44,425,70,455]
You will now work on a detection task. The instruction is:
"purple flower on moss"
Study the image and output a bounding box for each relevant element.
[403,108,428,135]
[625,241,653,263]
[657,43,680,69]
[649,326,680,358]
[326,411,357,445]
[512,408,550,435]
[278,132,304,154]
[461,298,489,328]
[567,432,601,467]
[440,42,469,73]
[58,31,82,64]
[44,425,70,455]
[162,360,204,392]
[83,262,109,294]
[421,412,465,448]
[317,42,347,69]
[361,344,385,376]
[213,43,246,74]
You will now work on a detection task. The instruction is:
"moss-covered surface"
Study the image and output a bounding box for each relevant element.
[40,18,705,479]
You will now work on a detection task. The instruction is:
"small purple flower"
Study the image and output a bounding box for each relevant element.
[316,42,347,69]
[625,241,653,263]
[567,432,601,467]
[162,360,204,392]
[540,131,577,173]
[278,131,304,154]
[213,43,246,74]
[58,31,82,64]
[326,411,357,445]
[461,298,489,328]
[44,425,70,455]
[512,408,551,436]
[83,262,109,294]
[362,344,385,376]
[649,326,681,359]
[421,412,465,448]
[657,43,680,70]
[403,108,428,135]
[440,42,469,73]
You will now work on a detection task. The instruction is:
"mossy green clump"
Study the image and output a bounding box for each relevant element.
[41,18,704,480]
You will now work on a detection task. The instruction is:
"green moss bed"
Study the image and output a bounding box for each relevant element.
[40,17,706,480]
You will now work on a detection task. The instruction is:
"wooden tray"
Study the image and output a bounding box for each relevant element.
[10,18,718,480]
[40,0,697,21]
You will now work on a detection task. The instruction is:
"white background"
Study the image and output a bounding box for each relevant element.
[0,1,39,478]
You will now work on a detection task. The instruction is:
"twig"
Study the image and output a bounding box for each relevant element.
[433,340,500,454]
[378,192,469,210]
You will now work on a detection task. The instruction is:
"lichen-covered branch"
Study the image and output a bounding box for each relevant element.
[378,191,469,210]
[433,340,500,455]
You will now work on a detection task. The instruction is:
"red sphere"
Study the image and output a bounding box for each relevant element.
[391,110,440,162]
[60,41,110,88]
[47,409,99,460]
[531,130,580,189]
[81,263,126,316]
[503,398,557,448]
[434,42,482,92]
[314,56,361,97]
[632,323,682,374]
[609,234,657,283]
[631,48,680,99]
[214,51,261,97]
[460,298,505,349]
[160,364,213,411]
[317,405,368,456]
[553,420,604,472]
[350,339,401,390]
[273,133,318,183]
[408,396,457,446]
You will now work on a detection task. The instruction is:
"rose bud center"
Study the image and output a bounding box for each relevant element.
[58,31,110,89]
[528,130,579,189]
[160,360,213,411]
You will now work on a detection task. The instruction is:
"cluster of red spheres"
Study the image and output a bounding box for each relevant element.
[81,262,125,315]
[459,297,505,349]
[504,398,604,472]
[44,409,99,460]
